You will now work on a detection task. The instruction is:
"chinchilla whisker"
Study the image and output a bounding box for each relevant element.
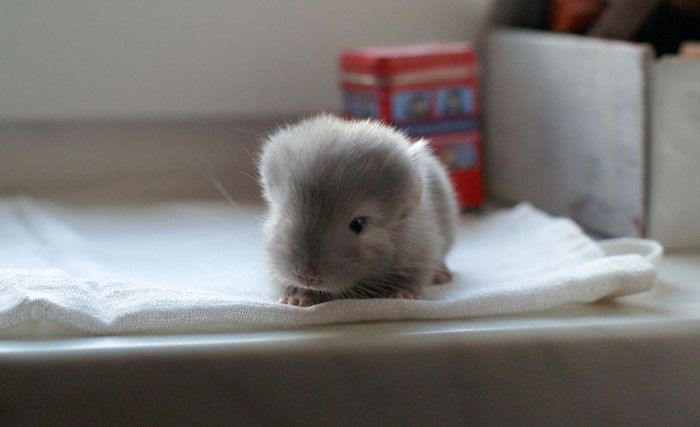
[238,170,258,182]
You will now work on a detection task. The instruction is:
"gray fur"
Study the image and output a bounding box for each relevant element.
[259,115,458,304]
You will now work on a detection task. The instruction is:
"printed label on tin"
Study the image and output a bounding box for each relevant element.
[430,133,480,171]
[390,86,476,123]
[440,142,478,170]
[343,91,379,119]
[391,90,432,121]
[436,87,474,117]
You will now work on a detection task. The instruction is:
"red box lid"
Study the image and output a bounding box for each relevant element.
[340,42,476,77]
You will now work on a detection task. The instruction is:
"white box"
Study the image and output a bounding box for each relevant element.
[648,57,700,248]
[485,29,700,249]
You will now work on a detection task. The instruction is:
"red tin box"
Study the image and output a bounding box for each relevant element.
[339,42,483,209]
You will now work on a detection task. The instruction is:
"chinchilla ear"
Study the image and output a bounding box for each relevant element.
[403,139,428,212]
[407,171,422,210]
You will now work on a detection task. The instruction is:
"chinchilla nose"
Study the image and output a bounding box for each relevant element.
[296,267,318,284]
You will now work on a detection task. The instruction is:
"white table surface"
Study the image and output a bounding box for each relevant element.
[1,203,699,425]
[1,253,699,426]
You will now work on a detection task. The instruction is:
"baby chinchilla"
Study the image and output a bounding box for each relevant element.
[259,115,458,306]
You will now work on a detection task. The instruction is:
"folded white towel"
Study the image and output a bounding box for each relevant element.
[0,198,656,333]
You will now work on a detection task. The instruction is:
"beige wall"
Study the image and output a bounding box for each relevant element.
[0,118,275,202]
[0,0,492,121]
[0,1,501,200]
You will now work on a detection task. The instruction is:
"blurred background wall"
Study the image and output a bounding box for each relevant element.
[0,0,492,121]
[0,0,502,203]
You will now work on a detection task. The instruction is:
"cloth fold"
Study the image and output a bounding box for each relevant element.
[0,198,656,333]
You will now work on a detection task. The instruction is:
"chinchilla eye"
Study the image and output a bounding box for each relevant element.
[349,216,367,234]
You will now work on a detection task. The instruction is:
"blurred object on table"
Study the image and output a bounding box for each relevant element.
[498,0,700,58]
[549,0,605,33]
[680,42,700,57]
[633,0,700,56]
[587,0,663,39]
[489,0,551,29]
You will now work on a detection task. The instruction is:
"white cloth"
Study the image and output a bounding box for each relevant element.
[0,198,656,334]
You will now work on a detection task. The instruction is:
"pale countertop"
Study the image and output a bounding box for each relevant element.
[2,209,699,425]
